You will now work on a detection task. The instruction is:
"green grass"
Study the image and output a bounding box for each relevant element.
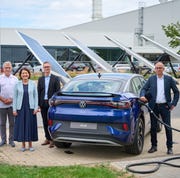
[0,164,134,178]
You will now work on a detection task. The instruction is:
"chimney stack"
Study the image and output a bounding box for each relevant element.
[92,0,103,21]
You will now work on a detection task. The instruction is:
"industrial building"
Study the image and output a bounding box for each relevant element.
[0,0,179,67]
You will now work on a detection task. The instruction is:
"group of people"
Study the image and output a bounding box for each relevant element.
[0,61,61,151]
[0,61,179,154]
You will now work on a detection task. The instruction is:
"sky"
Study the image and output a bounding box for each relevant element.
[0,0,162,30]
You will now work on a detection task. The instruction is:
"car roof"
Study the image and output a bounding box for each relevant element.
[72,73,142,81]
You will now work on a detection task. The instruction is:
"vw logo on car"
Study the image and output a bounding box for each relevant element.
[79,101,87,108]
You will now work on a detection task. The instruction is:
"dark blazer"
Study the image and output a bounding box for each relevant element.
[37,74,60,107]
[140,75,179,109]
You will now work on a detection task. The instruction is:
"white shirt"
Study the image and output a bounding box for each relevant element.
[0,74,18,108]
[44,75,50,100]
[156,75,166,104]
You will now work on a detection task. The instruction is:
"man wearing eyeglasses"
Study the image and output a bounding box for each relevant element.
[37,61,61,148]
[0,61,18,147]
[140,62,179,155]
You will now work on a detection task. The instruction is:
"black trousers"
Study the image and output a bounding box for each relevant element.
[150,103,172,149]
[40,100,52,141]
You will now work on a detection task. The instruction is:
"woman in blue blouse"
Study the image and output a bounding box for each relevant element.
[13,68,39,152]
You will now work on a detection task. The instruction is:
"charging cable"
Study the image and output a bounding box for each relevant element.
[126,100,180,174]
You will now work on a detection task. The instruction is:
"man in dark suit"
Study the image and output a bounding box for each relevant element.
[140,62,179,154]
[37,61,61,148]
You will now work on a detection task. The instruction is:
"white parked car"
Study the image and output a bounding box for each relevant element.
[33,65,43,73]
[166,63,180,73]
[113,63,131,72]
[12,63,33,73]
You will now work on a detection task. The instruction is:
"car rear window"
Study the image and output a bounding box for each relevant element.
[62,80,125,93]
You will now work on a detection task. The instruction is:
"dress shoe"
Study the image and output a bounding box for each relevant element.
[9,141,15,147]
[148,146,157,153]
[49,141,54,148]
[41,140,50,145]
[167,148,173,155]
[0,141,6,147]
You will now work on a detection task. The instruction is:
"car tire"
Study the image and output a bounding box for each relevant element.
[54,142,72,148]
[124,117,145,155]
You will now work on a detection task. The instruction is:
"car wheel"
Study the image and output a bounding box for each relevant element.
[125,117,145,155]
[54,141,72,148]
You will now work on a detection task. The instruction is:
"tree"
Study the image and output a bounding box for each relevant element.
[162,21,180,54]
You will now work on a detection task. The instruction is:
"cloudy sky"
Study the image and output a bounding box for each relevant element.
[1,0,161,29]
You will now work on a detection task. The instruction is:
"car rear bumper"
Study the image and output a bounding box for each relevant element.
[53,135,122,146]
[49,121,134,146]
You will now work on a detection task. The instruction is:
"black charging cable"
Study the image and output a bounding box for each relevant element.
[139,100,180,132]
[126,156,180,174]
[126,100,180,174]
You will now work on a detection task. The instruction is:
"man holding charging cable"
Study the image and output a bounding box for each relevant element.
[140,61,179,155]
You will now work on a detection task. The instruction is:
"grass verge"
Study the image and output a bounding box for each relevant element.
[0,163,135,178]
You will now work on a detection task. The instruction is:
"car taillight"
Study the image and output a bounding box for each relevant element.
[48,119,53,126]
[105,101,131,109]
[122,123,129,131]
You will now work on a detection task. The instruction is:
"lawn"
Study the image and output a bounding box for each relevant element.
[0,164,135,178]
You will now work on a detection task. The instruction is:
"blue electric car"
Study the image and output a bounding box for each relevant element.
[48,73,151,155]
